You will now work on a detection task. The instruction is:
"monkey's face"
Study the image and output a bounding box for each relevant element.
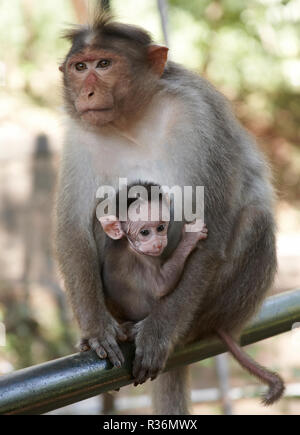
[61,27,169,128]
[125,199,170,256]
[63,48,134,126]
[128,220,169,257]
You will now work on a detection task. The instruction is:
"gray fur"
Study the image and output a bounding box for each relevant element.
[55,16,277,414]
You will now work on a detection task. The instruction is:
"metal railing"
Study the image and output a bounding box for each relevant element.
[0,289,299,415]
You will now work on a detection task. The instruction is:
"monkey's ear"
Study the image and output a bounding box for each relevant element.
[59,64,64,73]
[99,215,124,240]
[148,45,169,77]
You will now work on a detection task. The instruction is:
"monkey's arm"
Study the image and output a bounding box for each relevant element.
[54,150,126,368]
[156,222,208,298]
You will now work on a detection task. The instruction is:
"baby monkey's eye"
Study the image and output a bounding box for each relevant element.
[140,229,150,237]
[75,62,87,71]
[96,59,111,68]
[157,225,165,232]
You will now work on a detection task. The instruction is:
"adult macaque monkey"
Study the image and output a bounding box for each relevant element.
[55,9,283,413]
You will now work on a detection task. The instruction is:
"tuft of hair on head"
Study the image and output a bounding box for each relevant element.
[90,8,153,47]
[91,6,114,29]
[61,7,153,50]
[60,8,113,42]
[61,24,87,41]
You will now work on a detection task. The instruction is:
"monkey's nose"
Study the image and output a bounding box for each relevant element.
[154,241,162,249]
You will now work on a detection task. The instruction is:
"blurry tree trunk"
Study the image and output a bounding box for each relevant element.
[23,134,72,344]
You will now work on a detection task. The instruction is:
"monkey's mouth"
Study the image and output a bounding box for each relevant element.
[147,249,164,257]
[80,108,113,115]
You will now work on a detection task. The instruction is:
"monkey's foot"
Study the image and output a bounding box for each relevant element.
[79,317,128,368]
[131,318,170,386]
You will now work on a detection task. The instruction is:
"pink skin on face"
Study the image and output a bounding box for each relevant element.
[125,200,170,257]
[127,220,169,257]
[99,200,170,256]
[64,49,130,126]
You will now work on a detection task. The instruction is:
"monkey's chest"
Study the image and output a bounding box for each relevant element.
[102,260,156,322]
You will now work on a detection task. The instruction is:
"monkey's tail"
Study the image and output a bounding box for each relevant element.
[152,366,190,415]
[216,329,285,405]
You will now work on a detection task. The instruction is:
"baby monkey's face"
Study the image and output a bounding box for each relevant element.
[127,220,169,257]
[99,199,170,257]
[125,200,169,257]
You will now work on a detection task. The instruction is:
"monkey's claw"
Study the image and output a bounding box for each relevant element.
[78,338,91,352]
[88,336,124,368]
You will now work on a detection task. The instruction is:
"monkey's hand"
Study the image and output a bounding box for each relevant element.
[120,322,137,341]
[182,219,208,248]
[77,314,127,368]
[131,317,172,386]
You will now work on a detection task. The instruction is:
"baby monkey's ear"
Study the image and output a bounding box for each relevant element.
[99,215,124,240]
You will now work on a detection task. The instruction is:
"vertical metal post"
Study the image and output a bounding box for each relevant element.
[215,354,233,415]
[157,0,169,47]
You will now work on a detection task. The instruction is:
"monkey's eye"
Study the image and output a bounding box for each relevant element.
[75,62,87,71]
[96,59,111,68]
[140,229,150,237]
[157,225,165,232]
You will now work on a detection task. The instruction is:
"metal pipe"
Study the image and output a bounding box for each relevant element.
[0,289,299,415]
[157,0,169,47]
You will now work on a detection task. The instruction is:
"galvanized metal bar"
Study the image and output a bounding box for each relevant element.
[157,0,169,47]
[0,289,299,415]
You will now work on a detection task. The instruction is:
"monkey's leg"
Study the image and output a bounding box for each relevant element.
[216,329,284,405]
[55,169,127,369]
[152,366,190,415]
[56,227,127,367]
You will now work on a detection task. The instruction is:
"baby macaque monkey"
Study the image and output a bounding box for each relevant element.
[97,185,283,403]
[98,189,207,323]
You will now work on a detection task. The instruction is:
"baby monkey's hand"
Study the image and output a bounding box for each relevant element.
[120,321,138,342]
[182,219,208,250]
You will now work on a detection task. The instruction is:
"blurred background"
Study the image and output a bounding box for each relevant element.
[0,0,299,415]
